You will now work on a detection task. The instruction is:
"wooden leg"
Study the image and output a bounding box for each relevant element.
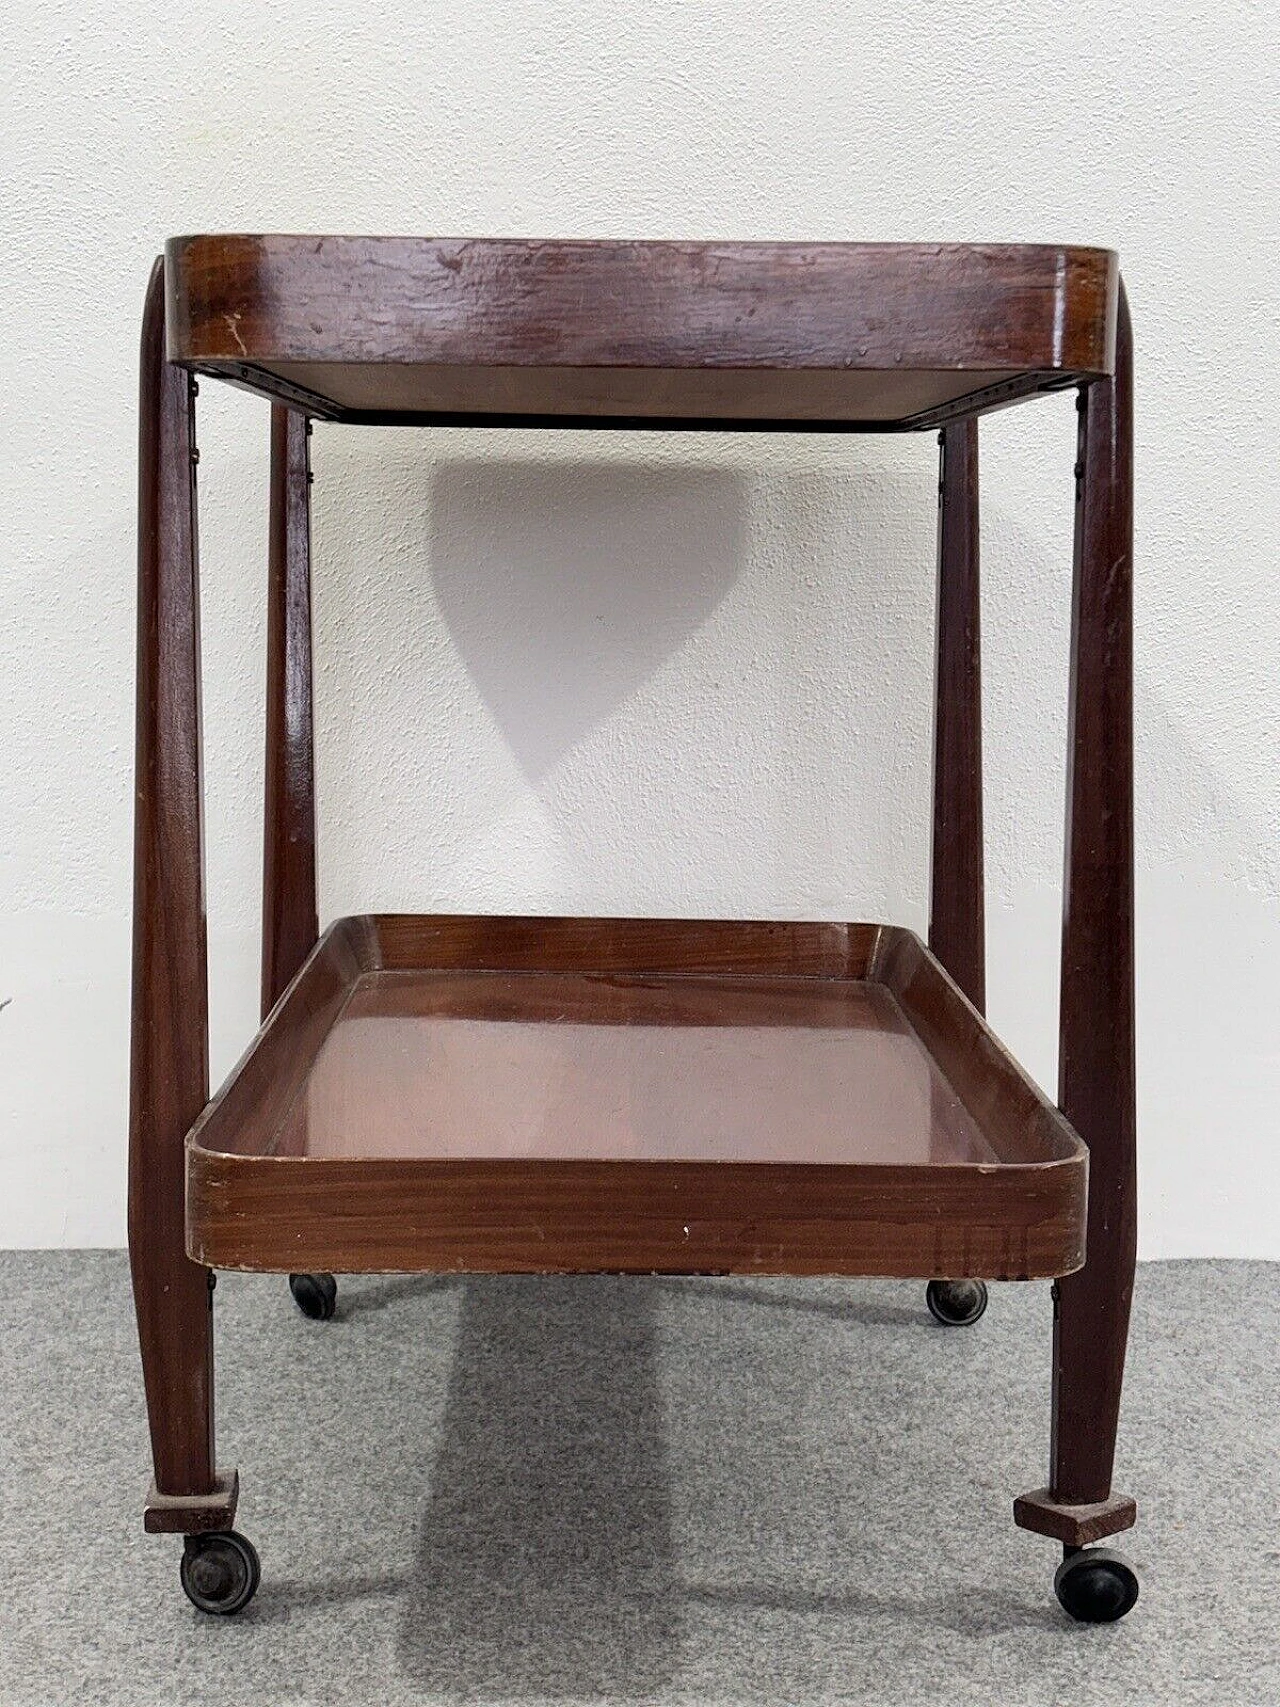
[128,259,237,1533]
[929,418,985,1013]
[264,407,334,1325]
[262,405,318,1018]
[1015,282,1137,1550]
[927,421,988,1329]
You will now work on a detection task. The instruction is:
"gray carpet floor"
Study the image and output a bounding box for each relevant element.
[1,1254,1276,1706]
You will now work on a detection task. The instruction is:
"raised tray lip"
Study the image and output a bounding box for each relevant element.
[163,236,1118,398]
[184,914,1088,1280]
[169,233,1117,256]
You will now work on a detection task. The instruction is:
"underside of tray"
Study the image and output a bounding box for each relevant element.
[186,916,1087,1279]
[165,236,1117,429]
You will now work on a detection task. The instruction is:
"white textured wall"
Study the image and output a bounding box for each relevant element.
[1,2,1277,1254]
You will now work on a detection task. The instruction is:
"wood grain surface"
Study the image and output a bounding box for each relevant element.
[128,260,221,1505]
[261,406,317,1018]
[929,419,985,1010]
[1050,283,1138,1505]
[129,242,1138,1561]
[165,237,1117,427]
[1015,286,1137,1548]
[185,916,1086,1279]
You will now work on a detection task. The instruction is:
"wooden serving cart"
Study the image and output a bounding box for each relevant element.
[130,238,1138,1623]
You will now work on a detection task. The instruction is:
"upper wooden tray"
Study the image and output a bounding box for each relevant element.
[185,914,1088,1279]
[165,237,1118,430]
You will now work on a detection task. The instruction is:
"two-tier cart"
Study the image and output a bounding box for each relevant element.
[129,237,1139,1624]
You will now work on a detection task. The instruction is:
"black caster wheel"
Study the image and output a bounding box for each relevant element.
[1054,1546,1140,1624]
[289,1271,337,1320]
[180,1531,261,1615]
[925,1278,988,1326]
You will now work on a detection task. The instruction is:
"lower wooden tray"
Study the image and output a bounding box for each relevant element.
[186,915,1087,1278]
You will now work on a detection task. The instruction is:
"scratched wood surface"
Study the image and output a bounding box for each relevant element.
[165,236,1118,427]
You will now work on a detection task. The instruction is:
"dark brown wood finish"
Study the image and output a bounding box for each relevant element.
[128,260,235,1532]
[1015,283,1136,1549]
[164,237,1117,428]
[190,1151,1084,1279]
[261,406,318,1018]
[929,419,985,1010]
[184,915,1086,1279]
[1012,1488,1136,1548]
[371,912,869,977]
[128,237,1140,1586]
[195,917,369,1163]
[144,1471,241,1536]
[199,366,1079,432]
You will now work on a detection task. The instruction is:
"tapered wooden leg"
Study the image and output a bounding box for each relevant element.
[264,409,334,1324]
[262,406,318,1018]
[128,259,236,1535]
[1015,282,1136,1550]
[930,418,985,1013]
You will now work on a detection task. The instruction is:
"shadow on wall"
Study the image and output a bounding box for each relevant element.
[311,438,940,914]
[425,459,748,778]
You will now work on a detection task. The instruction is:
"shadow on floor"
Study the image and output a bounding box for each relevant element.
[336,1275,463,1319]
[397,1277,682,1698]
[219,1272,1075,1696]
[656,1275,930,1329]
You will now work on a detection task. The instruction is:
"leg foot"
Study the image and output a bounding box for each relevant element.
[145,1469,239,1535]
[289,1272,337,1320]
[180,1531,261,1615]
[1014,1486,1136,1548]
[1054,1545,1139,1624]
[926,1278,988,1326]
